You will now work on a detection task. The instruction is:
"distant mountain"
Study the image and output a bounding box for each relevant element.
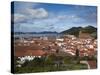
[13,31,58,34]
[39,31,58,34]
[12,26,97,38]
[60,26,97,38]
[61,27,82,37]
[81,26,97,34]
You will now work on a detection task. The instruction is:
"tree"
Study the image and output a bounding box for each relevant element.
[75,49,80,64]
[76,49,79,58]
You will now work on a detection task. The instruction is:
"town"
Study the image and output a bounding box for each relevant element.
[14,31,97,73]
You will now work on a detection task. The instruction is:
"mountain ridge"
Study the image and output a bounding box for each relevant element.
[60,25,97,37]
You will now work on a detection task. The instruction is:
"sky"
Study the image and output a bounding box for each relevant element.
[11,1,97,32]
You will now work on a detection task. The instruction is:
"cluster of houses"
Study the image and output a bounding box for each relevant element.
[14,34,97,67]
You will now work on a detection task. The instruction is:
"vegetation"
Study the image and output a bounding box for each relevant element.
[14,55,88,73]
[81,26,97,34]
[61,27,82,37]
[61,26,97,38]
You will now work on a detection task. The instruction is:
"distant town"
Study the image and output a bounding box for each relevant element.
[14,26,97,73]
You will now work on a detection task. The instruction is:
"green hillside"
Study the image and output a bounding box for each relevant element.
[61,26,97,38]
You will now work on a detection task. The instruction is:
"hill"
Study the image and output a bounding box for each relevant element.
[60,26,97,38]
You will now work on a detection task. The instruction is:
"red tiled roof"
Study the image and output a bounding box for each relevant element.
[15,50,46,57]
[25,50,46,56]
[15,50,26,57]
[88,60,97,69]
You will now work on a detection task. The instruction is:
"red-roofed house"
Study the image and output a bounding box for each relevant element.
[15,50,47,62]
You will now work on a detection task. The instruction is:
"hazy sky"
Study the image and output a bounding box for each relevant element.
[12,1,97,32]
